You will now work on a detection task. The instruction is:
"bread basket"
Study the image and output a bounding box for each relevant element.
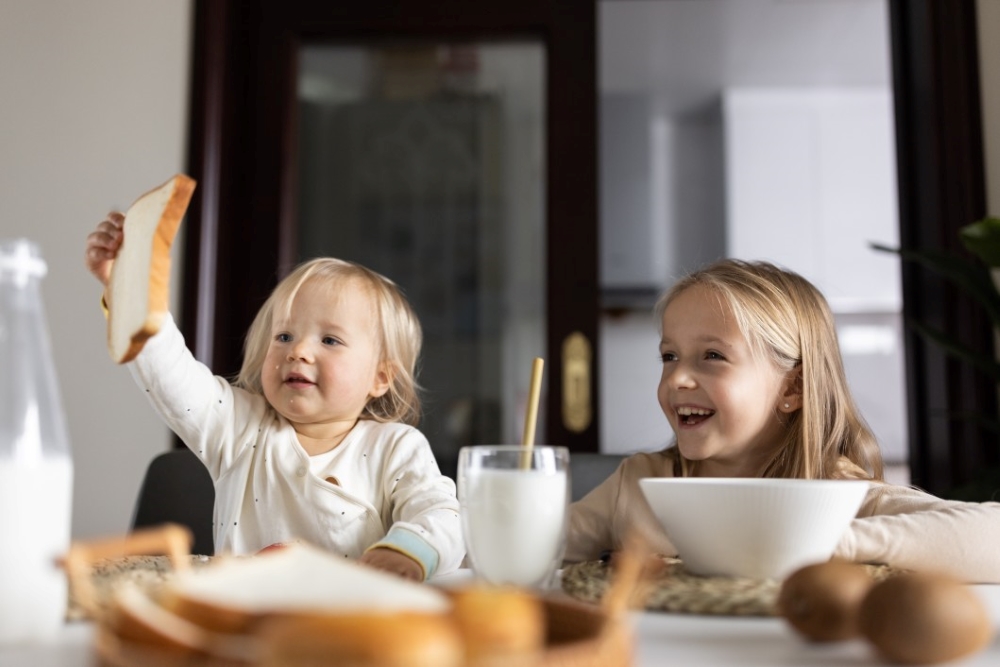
[65,525,638,667]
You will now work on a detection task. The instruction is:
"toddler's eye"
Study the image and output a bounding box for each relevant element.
[322,336,340,346]
[276,333,292,343]
[705,351,725,360]
[660,351,676,363]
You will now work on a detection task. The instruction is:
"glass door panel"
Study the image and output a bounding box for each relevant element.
[296,42,546,477]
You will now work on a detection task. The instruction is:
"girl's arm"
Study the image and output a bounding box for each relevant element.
[835,483,1000,583]
[565,466,622,562]
[127,313,269,479]
[370,430,464,579]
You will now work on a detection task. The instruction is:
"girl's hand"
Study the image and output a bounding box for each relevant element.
[359,547,424,582]
[84,212,125,286]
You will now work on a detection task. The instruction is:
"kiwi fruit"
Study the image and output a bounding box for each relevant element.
[778,560,875,642]
[858,572,993,665]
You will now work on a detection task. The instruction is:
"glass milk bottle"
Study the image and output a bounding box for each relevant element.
[0,239,73,642]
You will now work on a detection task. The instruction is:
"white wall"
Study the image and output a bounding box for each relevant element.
[0,0,193,538]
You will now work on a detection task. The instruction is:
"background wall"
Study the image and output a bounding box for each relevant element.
[0,0,192,538]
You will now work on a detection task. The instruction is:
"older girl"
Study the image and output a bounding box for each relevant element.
[567,259,1000,583]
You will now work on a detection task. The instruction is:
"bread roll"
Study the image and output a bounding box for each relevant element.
[448,585,546,666]
[107,173,196,363]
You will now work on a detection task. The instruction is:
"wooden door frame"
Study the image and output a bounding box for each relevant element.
[181,0,601,451]
[889,0,995,496]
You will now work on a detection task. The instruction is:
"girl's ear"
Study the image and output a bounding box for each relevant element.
[779,365,803,413]
[369,361,393,398]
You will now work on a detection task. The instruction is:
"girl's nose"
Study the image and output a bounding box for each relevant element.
[288,340,314,362]
[665,362,697,389]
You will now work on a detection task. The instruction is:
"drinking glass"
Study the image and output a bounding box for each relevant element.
[457,445,570,589]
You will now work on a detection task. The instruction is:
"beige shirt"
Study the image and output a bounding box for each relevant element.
[566,449,1000,583]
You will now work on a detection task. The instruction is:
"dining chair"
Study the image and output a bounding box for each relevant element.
[570,453,627,502]
[130,448,215,555]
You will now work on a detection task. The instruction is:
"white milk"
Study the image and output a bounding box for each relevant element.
[0,458,73,642]
[461,468,568,587]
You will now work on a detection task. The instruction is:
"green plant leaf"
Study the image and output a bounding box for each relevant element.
[871,242,1000,328]
[960,217,1000,267]
[907,318,1000,382]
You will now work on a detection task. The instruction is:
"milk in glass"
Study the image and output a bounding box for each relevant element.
[459,446,569,588]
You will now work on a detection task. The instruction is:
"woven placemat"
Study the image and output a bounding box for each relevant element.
[561,558,898,617]
[67,554,213,621]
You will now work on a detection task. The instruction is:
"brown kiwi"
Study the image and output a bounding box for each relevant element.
[777,560,875,642]
[858,572,993,665]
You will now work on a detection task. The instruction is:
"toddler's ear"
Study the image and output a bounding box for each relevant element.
[779,365,803,413]
[369,361,393,398]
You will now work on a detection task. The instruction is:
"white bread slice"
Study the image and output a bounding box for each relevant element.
[106,174,196,363]
[160,543,452,635]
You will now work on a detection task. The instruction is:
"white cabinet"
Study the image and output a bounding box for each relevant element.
[723,88,900,312]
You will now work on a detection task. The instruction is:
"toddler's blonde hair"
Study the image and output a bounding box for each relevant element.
[656,259,884,481]
[234,258,422,426]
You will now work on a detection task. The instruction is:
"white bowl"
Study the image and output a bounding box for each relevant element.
[638,477,869,580]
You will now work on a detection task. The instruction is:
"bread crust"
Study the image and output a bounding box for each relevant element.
[107,174,196,363]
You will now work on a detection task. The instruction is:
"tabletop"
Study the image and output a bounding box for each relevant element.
[2,585,999,666]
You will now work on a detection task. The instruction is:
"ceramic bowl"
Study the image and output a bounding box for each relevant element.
[638,477,869,580]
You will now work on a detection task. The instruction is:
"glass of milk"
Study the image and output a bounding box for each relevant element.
[457,445,569,589]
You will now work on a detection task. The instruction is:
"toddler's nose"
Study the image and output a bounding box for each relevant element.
[288,340,314,362]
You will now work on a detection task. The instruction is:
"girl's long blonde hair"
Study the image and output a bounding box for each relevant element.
[234,258,423,426]
[656,259,883,481]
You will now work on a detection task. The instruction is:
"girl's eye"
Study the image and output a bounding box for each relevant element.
[276,333,292,343]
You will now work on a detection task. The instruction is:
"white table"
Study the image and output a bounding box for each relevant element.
[3,585,999,666]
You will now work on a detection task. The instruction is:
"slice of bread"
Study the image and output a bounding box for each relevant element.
[159,543,452,634]
[107,174,196,363]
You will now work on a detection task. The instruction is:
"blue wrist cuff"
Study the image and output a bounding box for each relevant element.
[369,527,440,580]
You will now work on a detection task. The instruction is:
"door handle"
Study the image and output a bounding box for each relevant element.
[562,331,592,433]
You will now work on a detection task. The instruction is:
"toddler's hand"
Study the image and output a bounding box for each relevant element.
[359,547,423,582]
[84,212,124,287]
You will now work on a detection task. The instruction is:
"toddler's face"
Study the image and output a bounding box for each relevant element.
[657,285,792,476]
[261,277,389,441]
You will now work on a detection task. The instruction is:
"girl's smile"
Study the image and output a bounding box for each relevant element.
[674,404,715,427]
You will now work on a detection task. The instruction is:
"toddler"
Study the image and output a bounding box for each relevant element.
[86,213,463,581]
[567,259,1000,583]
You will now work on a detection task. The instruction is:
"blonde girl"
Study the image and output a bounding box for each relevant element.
[86,213,463,581]
[567,259,1000,583]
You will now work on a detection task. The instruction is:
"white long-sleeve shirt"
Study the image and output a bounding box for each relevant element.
[567,449,1000,583]
[127,315,464,578]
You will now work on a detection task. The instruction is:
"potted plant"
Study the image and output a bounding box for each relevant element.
[872,216,1000,501]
